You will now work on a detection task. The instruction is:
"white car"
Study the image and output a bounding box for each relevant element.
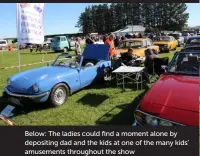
[0,40,8,50]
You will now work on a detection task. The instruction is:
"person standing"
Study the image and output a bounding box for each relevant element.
[85,34,95,44]
[103,35,107,43]
[104,34,116,57]
[114,36,120,48]
[75,38,81,55]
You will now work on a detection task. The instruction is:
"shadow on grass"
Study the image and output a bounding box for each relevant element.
[86,76,150,92]
[0,97,53,119]
[77,93,109,107]
[95,87,149,125]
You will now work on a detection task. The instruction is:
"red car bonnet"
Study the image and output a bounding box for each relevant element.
[138,74,199,126]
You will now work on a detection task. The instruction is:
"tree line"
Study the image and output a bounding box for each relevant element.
[76,3,189,35]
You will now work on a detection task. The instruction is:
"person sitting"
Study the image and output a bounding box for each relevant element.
[144,48,160,73]
[121,48,137,66]
[142,49,161,83]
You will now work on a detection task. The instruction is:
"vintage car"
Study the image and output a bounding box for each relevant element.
[116,38,160,58]
[168,33,184,47]
[133,50,199,126]
[3,44,111,107]
[153,36,178,52]
[184,36,200,50]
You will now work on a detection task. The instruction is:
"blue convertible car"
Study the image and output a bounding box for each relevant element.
[4,44,111,106]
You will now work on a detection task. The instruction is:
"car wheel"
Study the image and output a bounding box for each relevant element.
[63,47,68,53]
[174,46,177,50]
[49,83,69,107]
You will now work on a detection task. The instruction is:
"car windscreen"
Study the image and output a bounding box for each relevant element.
[0,41,6,44]
[168,52,200,75]
[52,37,61,42]
[119,40,142,48]
[182,33,189,36]
[186,38,200,45]
[52,55,79,68]
[155,37,170,41]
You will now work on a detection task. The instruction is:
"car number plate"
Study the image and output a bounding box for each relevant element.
[8,97,21,106]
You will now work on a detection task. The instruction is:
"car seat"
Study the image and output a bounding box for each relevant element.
[178,55,198,72]
[187,55,199,72]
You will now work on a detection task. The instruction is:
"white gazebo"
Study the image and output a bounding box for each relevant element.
[112,25,145,36]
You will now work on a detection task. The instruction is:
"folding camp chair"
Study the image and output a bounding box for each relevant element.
[149,57,169,82]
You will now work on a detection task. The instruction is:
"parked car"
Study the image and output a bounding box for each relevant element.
[182,33,191,43]
[51,36,71,52]
[133,50,199,126]
[168,33,184,47]
[3,44,111,107]
[153,36,178,52]
[0,40,8,50]
[116,38,159,58]
[184,36,200,50]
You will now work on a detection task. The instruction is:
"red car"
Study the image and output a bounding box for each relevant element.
[133,50,199,126]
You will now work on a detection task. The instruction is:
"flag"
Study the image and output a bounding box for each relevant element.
[16,3,44,45]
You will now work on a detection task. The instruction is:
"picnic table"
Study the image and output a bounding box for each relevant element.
[112,66,144,90]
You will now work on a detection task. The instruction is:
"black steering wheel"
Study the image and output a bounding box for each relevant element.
[69,62,79,68]
[59,62,65,66]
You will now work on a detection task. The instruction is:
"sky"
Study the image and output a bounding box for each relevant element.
[0,3,199,38]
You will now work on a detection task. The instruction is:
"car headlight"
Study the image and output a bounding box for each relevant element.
[159,120,173,126]
[7,78,11,85]
[164,44,168,47]
[145,115,158,126]
[33,84,39,92]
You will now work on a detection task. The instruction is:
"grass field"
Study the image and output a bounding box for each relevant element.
[0,47,182,125]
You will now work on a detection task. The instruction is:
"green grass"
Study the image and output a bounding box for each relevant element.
[0,47,182,126]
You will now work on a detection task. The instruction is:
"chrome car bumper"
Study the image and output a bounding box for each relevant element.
[4,87,49,99]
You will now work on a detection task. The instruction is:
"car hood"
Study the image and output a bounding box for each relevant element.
[140,74,199,112]
[83,44,110,60]
[8,66,77,90]
[116,48,145,57]
[153,41,170,45]
[138,74,199,125]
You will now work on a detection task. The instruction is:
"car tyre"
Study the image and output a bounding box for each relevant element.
[49,83,69,107]
[174,46,177,51]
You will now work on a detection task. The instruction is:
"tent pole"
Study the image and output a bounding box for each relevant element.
[16,3,20,72]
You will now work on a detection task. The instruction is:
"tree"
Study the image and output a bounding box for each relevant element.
[76,3,189,34]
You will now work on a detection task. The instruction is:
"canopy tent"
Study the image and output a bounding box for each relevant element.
[112,25,145,37]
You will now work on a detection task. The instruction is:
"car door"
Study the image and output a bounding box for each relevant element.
[61,37,68,50]
[79,65,98,88]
